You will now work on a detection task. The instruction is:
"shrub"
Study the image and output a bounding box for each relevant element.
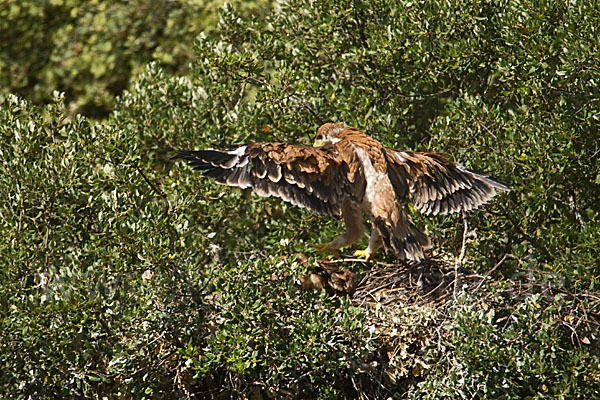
[1,0,599,398]
[0,0,271,118]
[414,291,600,399]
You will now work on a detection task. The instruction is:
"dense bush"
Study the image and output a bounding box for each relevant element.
[414,291,599,400]
[1,0,599,398]
[0,0,271,118]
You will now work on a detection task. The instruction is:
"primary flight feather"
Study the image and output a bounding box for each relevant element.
[173,123,509,261]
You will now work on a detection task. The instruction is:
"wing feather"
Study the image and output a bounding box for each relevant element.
[385,149,509,216]
[173,142,365,215]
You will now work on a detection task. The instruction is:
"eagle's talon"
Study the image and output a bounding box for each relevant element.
[353,249,373,260]
[308,243,340,258]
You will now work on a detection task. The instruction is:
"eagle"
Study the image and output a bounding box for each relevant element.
[173,123,509,261]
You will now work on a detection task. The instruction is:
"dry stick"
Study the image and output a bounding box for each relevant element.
[472,253,516,294]
[290,93,325,125]
[454,213,475,298]
[234,80,247,110]
[131,159,170,218]
[97,155,170,217]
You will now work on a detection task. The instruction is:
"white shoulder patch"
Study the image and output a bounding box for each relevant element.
[222,146,248,168]
[227,146,247,156]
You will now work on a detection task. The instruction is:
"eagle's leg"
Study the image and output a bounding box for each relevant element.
[354,222,383,260]
[309,198,363,256]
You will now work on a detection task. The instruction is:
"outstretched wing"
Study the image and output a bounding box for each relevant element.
[385,149,509,216]
[173,142,365,214]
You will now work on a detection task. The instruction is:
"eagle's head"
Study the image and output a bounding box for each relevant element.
[314,123,345,147]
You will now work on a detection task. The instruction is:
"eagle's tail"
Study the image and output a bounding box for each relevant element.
[373,213,432,261]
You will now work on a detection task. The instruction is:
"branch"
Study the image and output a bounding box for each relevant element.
[99,156,170,219]
[472,253,517,294]
[454,213,476,297]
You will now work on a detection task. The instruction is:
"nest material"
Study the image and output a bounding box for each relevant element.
[303,255,600,332]
[300,254,600,391]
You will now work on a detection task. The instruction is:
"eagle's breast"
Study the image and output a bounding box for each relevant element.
[338,130,398,222]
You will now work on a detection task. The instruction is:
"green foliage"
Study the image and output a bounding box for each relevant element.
[0,80,365,398]
[425,2,600,287]
[414,292,600,399]
[0,92,199,397]
[0,0,271,118]
[2,0,600,398]
[182,258,369,397]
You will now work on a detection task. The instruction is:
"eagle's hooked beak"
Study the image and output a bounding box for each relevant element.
[313,138,324,147]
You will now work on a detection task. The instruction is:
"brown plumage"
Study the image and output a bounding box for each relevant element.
[173,123,509,261]
[300,261,358,296]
